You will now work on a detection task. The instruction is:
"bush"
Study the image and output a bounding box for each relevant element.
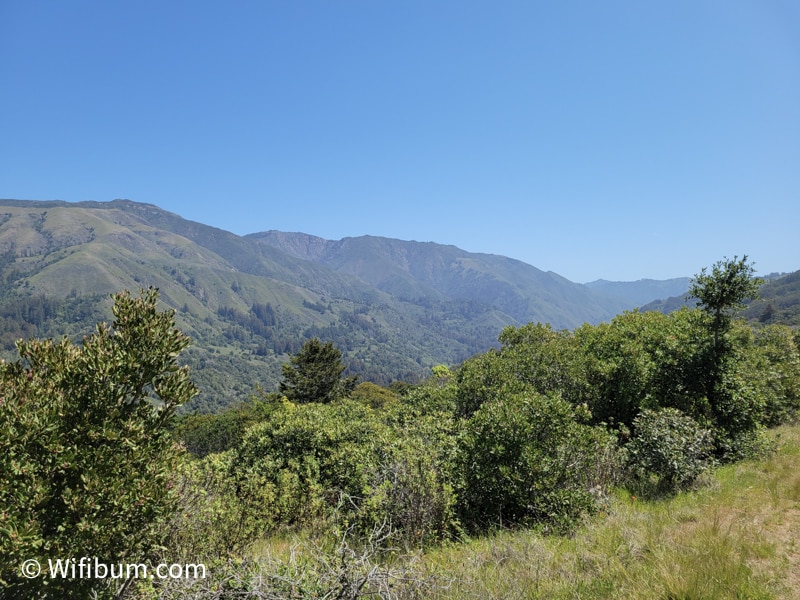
[749,324,800,427]
[0,289,197,598]
[231,399,460,546]
[360,414,460,547]
[457,393,620,533]
[627,408,715,493]
[162,450,272,562]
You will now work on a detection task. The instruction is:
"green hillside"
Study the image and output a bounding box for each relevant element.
[249,230,623,325]
[741,270,800,326]
[0,199,689,411]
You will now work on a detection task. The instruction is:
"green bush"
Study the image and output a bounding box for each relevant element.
[349,381,399,410]
[457,393,620,532]
[162,450,272,562]
[173,396,278,457]
[748,324,800,427]
[0,289,197,598]
[627,408,715,493]
[360,414,460,547]
[228,398,462,546]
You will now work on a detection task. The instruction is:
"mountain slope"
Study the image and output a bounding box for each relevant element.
[741,270,800,326]
[248,231,625,328]
[0,199,678,411]
[585,277,691,308]
[640,270,800,327]
[0,201,470,409]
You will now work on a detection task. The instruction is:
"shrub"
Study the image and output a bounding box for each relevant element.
[232,400,395,533]
[748,324,800,427]
[457,393,620,532]
[162,450,272,562]
[360,415,460,547]
[0,289,197,598]
[627,408,715,493]
[231,399,461,546]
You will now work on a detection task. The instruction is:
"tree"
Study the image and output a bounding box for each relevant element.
[689,257,764,457]
[279,338,358,404]
[689,255,761,350]
[0,288,198,598]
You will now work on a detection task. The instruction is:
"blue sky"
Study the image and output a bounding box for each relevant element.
[1,1,798,282]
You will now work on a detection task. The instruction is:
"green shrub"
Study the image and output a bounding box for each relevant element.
[360,415,460,547]
[163,450,273,562]
[349,381,399,410]
[229,398,462,546]
[627,408,715,493]
[0,289,197,598]
[457,393,620,532]
[173,396,278,457]
[748,324,800,427]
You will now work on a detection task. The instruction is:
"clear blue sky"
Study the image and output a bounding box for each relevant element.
[2,1,798,282]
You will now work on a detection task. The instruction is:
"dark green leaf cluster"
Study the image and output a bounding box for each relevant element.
[458,393,619,532]
[689,255,761,349]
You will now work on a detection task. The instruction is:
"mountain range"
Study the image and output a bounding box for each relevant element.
[0,198,723,411]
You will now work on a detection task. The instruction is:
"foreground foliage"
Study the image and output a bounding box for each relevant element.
[0,289,197,598]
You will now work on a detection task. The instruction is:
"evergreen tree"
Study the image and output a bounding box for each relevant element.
[279,338,358,403]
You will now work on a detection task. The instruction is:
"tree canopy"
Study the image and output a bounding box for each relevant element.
[279,338,358,404]
[689,255,761,348]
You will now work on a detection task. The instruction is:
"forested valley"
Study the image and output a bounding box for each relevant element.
[2,256,800,598]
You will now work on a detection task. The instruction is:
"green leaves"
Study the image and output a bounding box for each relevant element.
[0,288,197,597]
[457,393,619,532]
[628,408,715,492]
[689,255,761,353]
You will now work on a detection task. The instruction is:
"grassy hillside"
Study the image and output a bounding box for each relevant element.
[0,199,635,411]
[249,231,625,326]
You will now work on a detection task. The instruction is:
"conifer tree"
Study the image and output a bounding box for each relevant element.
[279,338,358,403]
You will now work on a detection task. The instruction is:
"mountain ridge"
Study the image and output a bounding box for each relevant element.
[0,199,714,411]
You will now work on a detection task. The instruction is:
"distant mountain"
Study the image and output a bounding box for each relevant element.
[585,277,691,308]
[639,294,697,314]
[248,231,623,328]
[0,199,694,411]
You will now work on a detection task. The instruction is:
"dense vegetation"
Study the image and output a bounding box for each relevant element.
[2,257,800,598]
